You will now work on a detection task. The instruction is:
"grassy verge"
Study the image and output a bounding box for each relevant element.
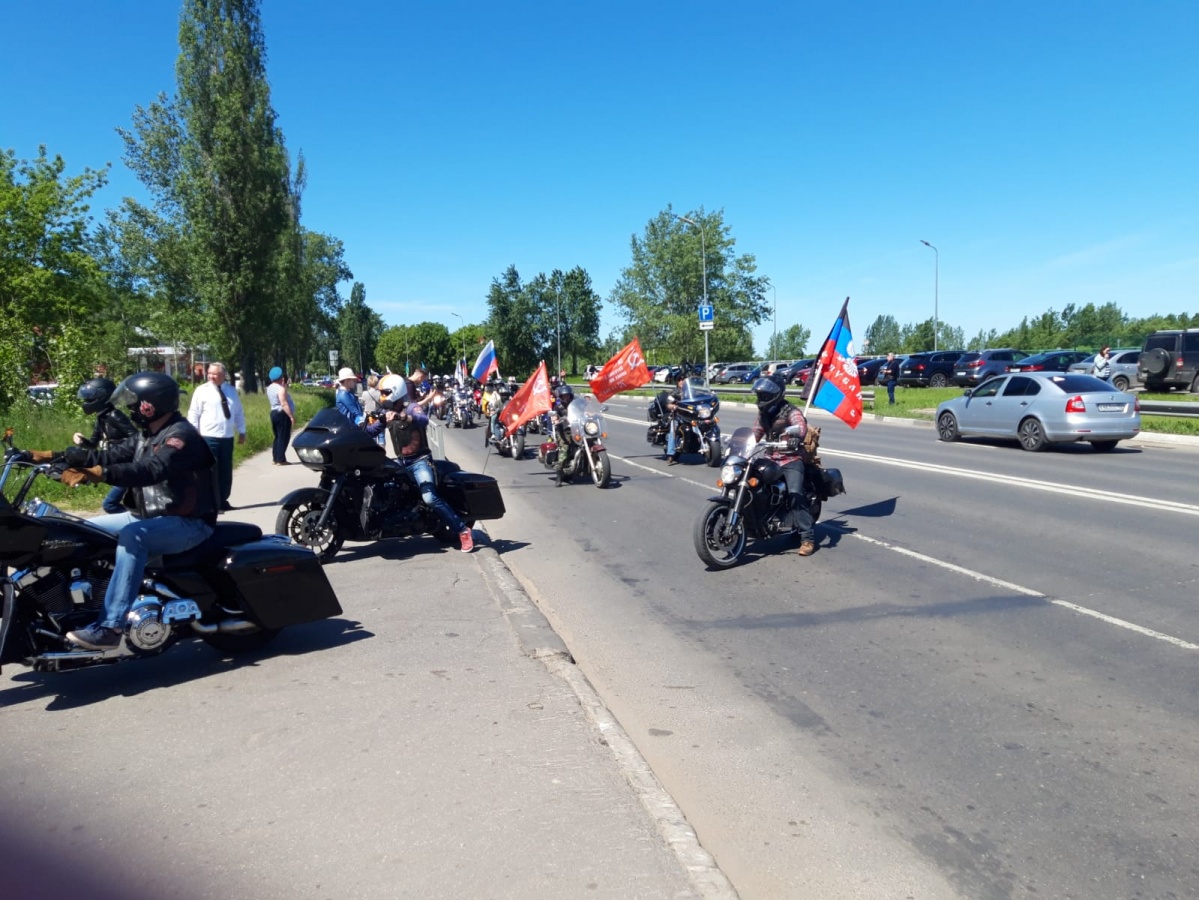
[1,389,333,511]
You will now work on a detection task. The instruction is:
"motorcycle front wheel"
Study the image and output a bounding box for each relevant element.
[275,495,345,562]
[704,439,722,467]
[591,449,612,488]
[512,432,525,459]
[693,500,746,569]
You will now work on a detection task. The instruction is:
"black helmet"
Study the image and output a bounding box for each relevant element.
[752,374,787,417]
[554,384,574,406]
[112,371,180,428]
[77,377,117,415]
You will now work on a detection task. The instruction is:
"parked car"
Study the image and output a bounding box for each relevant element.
[713,363,756,384]
[952,349,1030,387]
[653,365,684,383]
[898,350,966,387]
[776,358,816,384]
[1005,350,1092,374]
[856,357,889,386]
[935,372,1140,452]
[26,384,57,406]
[1066,348,1142,392]
[1138,329,1199,393]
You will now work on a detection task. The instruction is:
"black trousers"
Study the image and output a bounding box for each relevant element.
[270,410,292,464]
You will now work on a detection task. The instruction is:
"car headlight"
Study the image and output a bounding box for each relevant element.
[584,421,599,436]
[720,463,742,483]
[297,447,326,465]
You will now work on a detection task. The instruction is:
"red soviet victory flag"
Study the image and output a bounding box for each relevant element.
[590,337,652,403]
[502,361,553,436]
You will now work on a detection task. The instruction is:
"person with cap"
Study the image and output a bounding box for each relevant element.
[266,366,295,465]
[186,361,246,512]
[334,366,363,423]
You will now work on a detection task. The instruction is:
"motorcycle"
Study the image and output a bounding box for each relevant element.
[278,409,505,560]
[537,395,612,488]
[484,389,526,460]
[646,377,723,467]
[525,410,552,436]
[447,385,475,429]
[693,425,846,569]
[0,433,342,674]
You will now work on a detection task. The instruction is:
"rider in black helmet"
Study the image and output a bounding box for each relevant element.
[751,374,817,557]
[37,371,220,650]
[551,382,575,487]
[73,377,139,514]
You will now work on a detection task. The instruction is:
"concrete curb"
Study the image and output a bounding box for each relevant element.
[473,528,740,900]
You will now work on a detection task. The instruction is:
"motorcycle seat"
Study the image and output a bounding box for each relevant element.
[160,522,264,567]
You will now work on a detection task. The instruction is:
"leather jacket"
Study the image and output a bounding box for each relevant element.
[70,413,219,524]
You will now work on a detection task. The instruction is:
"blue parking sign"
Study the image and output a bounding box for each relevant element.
[698,304,714,323]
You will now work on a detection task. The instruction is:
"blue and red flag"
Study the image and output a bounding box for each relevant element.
[807,297,863,429]
[470,340,499,382]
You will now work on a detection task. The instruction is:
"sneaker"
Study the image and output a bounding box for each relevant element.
[667,456,680,466]
[459,529,474,553]
[797,541,817,557]
[66,622,121,650]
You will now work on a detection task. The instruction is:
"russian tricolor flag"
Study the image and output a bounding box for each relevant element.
[471,340,499,381]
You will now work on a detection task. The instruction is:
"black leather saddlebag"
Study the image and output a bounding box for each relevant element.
[443,472,506,521]
[221,537,342,629]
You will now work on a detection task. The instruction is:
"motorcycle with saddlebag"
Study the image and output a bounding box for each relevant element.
[693,425,846,568]
[278,409,505,560]
[537,395,612,488]
[646,377,723,467]
[0,432,342,673]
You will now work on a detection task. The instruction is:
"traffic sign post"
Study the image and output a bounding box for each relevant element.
[328,349,339,373]
[698,305,714,385]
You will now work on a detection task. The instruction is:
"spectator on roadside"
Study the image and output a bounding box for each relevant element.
[361,374,386,447]
[1092,346,1112,381]
[266,366,295,465]
[334,367,363,423]
[186,361,246,512]
[881,352,901,405]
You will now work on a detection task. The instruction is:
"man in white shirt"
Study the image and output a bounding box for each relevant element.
[187,361,246,511]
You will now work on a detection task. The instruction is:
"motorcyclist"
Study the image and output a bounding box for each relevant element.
[751,374,817,557]
[31,372,221,650]
[74,377,140,514]
[657,373,688,465]
[550,382,575,487]
[481,375,504,447]
[379,374,474,552]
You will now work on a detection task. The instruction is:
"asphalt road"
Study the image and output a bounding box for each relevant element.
[442,395,1199,900]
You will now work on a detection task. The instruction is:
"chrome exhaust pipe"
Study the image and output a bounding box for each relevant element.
[188,619,260,635]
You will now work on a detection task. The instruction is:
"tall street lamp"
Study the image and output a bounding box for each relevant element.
[769,282,778,360]
[676,214,710,387]
[556,291,562,378]
[920,240,939,351]
[451,312,464,378]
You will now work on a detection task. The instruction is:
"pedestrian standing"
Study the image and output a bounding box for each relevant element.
[882,352,901,405]
[1092,346,1112,381]
[187,362,246,511]
[266,366,295,465]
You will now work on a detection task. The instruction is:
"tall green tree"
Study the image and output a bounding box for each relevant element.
[338,282,383,376]
[863,315,903,355]
[610,206,768,367]
[765,324,811,359]
[485,264,543,375]
[554,266,602,374]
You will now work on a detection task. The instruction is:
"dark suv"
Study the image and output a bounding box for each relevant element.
[952,349,1029,387]
[1138,329,1199,392]
[898,350,965,387]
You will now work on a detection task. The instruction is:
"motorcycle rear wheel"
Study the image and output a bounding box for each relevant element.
[694,500,746,569]
[201,628,281,654]
[591,449,612,488]
[276,496,345,562]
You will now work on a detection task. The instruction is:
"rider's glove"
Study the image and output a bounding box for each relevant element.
[24,449,58,463]
[61,466,104,487]
[62,446,90,467]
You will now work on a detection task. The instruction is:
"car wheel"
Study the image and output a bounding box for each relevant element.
[1091,440,1119,452]
[929,373,949,388]
[1191,374,1199,394]
[936,411,960,442]
[1112,375,1130,392]
[1018,417,1048,452]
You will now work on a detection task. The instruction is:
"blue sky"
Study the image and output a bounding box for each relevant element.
[4,0,1196,356]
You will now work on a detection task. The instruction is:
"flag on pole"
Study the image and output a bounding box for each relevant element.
[806,297,863,429]
[590,337,652,402]
[502,361,553,436]
[471,340,499,382]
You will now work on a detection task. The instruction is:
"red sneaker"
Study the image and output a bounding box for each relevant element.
[459,529,474,553]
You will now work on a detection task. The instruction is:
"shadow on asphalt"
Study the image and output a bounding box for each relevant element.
[696,594,1046,631]
[0,617,371,712]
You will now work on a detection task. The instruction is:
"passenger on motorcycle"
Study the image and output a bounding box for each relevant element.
[481,376,504,447]
[35,372,222,650]
[551,383,574,487]
[74,377,139,514]
[751,374,817,557]
[380,376,474,552]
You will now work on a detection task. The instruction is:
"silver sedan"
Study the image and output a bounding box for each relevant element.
[935,372,1140,451]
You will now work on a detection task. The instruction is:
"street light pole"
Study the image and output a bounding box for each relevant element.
[676,214,710,387]
[556,291,561,378]
[451,312,464,380]
[769,282,777,360]
[920,240,939,351]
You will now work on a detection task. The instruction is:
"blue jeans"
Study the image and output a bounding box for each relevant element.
[88,513,214,630]
[102,485,126,514]
[490,413,503,443]
[399,454,465,534]
[666,417,678,456]
[886,379,897,404]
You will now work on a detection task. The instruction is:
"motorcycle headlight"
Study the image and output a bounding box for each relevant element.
[697,404,711,418]
[297,447,326,465]
[584,421,599,436]
[720,463,743,483]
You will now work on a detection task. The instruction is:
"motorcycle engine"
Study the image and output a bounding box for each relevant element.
[125,597,172,653]
[19,567,110,618]
[362,480,423,538]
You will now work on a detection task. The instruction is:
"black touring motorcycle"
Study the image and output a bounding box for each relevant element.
[0,433,342,674]
[693,425,846,569]
[647,377,723,466]
[278,409,506,561]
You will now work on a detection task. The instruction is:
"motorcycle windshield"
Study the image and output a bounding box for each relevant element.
[726,426,759,459]
[567,395,605,434]
[681,378,714,401]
